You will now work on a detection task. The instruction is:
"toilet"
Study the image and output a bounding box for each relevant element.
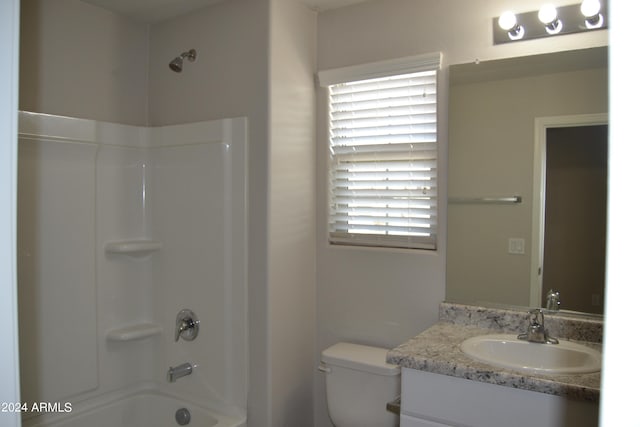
[321,342,401,427]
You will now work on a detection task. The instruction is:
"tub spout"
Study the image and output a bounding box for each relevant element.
[167,363,193,383]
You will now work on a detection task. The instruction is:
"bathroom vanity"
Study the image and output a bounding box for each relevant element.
[387,303,602,427]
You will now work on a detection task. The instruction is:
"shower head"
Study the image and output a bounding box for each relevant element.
[169,57,183,72]
[169,49,197,73]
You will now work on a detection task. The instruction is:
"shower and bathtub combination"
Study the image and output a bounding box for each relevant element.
[17,111,248,427]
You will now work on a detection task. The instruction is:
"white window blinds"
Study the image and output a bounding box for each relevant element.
[323,57,439,250]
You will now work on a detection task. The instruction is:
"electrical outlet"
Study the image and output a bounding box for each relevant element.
[508,238,525,255]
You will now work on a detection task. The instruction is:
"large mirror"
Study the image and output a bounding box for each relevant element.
[446,47,608,315]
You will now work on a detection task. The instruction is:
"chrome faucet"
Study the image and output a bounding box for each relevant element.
[546,289,561,311]
[167,363,193,383]
[517,309,558,344]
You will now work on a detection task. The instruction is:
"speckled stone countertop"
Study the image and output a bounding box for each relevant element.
[387,302,602,401]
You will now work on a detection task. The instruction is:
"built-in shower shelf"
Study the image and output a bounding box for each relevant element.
[106,323,163,342]
[104,240,163,257]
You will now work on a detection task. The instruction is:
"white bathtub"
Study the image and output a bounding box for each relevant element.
[23,388,246,427]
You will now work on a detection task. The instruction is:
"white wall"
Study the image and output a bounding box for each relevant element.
[315,1,607,426]
[0,0,21,426]
[268,0,317,425]
[601,1,640,425]
[19,0,149,126]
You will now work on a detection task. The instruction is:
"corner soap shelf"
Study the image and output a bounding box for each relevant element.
[106,323,163,342]
[104,240,162,257]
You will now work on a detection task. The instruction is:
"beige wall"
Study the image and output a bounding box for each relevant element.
[447,68,608,307]
[19,0,149,126]
[315,1,607,426]
[268,0,317,425]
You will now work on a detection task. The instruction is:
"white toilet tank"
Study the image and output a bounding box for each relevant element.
[321,342,400,427]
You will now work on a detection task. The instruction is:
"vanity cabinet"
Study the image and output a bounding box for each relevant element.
[400,368,599,427]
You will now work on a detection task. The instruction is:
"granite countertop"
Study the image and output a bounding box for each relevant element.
[386,303,602,402]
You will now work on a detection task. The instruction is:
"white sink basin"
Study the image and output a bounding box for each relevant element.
[460,334,601,375]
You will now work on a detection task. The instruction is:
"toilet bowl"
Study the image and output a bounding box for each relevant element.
[321,342,400,427]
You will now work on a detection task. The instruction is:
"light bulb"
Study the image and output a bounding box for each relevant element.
[498,11,524,40]
[538,4,558,25]
[581,0,601,18]
[581,0,603,28]
[538,3,562,34]
[498,11,517,31]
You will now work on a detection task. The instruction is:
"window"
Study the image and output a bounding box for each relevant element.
[318,53,441,250]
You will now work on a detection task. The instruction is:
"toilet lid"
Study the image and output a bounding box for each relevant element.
[321,342,400,376]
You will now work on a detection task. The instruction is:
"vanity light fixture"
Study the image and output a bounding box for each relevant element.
[493,1,607,45]
[538,4,562,35]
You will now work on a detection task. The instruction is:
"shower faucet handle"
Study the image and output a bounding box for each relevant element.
[175,309,199,342]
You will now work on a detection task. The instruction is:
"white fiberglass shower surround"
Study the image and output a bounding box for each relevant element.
[17,112,247,427]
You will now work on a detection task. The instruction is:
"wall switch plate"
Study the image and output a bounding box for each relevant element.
[508,238,525,255]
